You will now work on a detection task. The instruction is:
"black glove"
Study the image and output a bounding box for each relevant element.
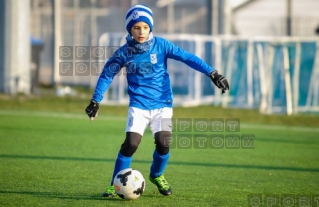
[210,70,229,94]
[85,99,99,120]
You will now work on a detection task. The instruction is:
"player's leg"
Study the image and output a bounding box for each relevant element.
[149,131,172,196]
[102,132,142,197]
[150,131,170,177]
[102,107,149,197]
[149,107,173,196]
[110,131,142,185]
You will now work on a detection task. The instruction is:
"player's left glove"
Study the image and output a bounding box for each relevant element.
[85,99,99,121]
[210,70,229,94]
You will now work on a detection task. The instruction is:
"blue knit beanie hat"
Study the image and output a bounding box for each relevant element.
[125,4,153,33]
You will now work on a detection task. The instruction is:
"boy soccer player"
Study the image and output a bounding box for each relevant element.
[85,4,229,197]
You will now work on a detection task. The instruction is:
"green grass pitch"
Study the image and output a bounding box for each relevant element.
[0,98,319,206]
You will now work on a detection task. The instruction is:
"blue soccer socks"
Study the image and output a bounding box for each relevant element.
[110,152,132,185]
[150,150,170,178]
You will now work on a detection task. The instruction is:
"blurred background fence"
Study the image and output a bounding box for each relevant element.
[97,33,319,115]
[1,0,319,115]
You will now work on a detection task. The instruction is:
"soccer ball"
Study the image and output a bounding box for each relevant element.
[113,168,145,200]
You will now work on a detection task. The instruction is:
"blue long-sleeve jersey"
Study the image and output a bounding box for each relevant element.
[92,36,215,110]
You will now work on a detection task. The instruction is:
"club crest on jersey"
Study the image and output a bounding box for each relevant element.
[150,54,157,64]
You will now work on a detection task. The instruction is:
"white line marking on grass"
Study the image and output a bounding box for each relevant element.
[241,124,319,132]
[0,110,127,121]
[0,110,318,132]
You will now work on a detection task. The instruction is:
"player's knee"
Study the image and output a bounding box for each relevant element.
[120,132,142,157]
[154,131,171,155]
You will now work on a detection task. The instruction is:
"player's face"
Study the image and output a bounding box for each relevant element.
[130,22,150,43]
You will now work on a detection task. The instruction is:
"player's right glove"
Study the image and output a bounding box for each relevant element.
[210,70,229,94]
[85,99,99,120]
